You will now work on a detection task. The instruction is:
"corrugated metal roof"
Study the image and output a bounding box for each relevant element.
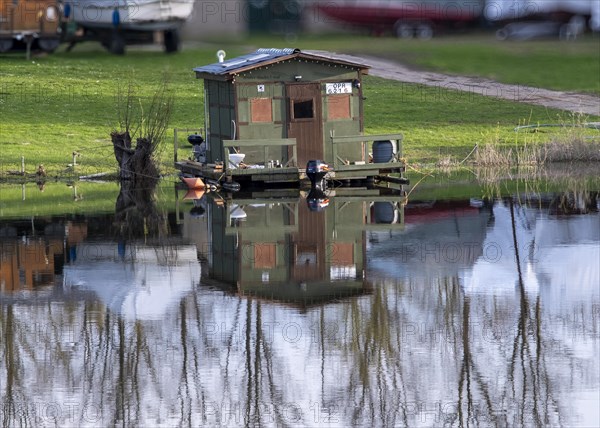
[193,48,299,76]
[193,48,369,78]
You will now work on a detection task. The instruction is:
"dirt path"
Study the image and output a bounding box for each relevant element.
[308,51,600,116]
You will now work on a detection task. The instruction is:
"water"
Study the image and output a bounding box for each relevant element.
[1,173,599,427]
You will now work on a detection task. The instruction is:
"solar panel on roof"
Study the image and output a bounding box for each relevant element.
[193,48,368,76]
[221,53,271,68]
[221,60,247,68]
[246,53,270,61]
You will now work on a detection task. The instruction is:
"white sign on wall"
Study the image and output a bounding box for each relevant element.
[257,84,265,92]
[326,82,352,94]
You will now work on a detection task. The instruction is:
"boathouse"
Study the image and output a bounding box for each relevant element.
[183,48,405,186]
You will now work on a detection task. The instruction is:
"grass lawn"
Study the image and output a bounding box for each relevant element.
[0,35,598,178]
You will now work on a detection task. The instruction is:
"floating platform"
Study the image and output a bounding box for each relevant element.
[174,129,409,190]
[175,158,407,189]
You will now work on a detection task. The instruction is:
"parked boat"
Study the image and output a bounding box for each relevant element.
[0,0,61,52]
[62,0,195,53]
[314,0,483,38]
[314,0,600,38]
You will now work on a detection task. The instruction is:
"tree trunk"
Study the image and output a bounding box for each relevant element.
[111,131,134,180]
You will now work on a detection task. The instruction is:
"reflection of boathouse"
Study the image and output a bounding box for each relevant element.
[180,190,405,307]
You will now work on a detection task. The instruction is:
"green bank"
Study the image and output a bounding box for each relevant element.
[1,35,598,178]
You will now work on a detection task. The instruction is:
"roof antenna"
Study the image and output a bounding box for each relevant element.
[217,50,226,63]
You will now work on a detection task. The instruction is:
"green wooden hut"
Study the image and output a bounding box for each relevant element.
[183,48,405,186]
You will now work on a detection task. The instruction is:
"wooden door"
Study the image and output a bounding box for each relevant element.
[292,201,326,282]
[286,83,323,167]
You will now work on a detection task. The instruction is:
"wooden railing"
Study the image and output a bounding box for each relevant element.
[330,132,404,169]
[222,139,297,173]
[332,196,406,231]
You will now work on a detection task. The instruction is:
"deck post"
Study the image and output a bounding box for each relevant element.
[174,128,178,163]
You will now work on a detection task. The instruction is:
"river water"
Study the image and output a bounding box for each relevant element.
[1,171,599,427]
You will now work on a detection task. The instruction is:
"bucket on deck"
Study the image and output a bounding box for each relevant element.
[373,202,398,224]
[372,140,395,163]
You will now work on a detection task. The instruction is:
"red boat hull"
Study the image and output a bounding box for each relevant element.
[315,1,481,27]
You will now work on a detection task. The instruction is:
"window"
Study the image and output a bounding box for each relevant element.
[293,99,314,119]
[328,94,351,120]
[250,98,272,123]
[295,244,318,265]
[254,243,277,269]
[332,243,354,265]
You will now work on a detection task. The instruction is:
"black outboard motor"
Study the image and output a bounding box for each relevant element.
[306,189,330,212]
[306,160,331,190]
[187,134,205,162]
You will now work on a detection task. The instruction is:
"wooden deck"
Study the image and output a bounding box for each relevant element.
[175,160,301,184]
[174,131,408,188]
[175,159,406,186]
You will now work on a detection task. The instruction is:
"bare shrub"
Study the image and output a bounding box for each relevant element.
[111,77,174,184]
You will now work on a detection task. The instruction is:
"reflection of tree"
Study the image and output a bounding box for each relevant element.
[238,300,294,426]
[0,274,596,426]
[342,286,408,427]
[1,196,598,426]
[499,199,562,427]
[330,189,597,426]
[114,177,168,241]
[454,199,568,426]
[1,307,28,426]
[456,292,502,427]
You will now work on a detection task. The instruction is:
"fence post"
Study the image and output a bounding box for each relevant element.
[174,128,178,163]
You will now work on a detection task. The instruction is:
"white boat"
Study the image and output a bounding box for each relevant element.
[487,0,600,39]
[68,0,194,30]
[63,0,195,53]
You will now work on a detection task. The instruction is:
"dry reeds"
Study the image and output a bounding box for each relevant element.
[475,114,600,167]
[543,136,600,162]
